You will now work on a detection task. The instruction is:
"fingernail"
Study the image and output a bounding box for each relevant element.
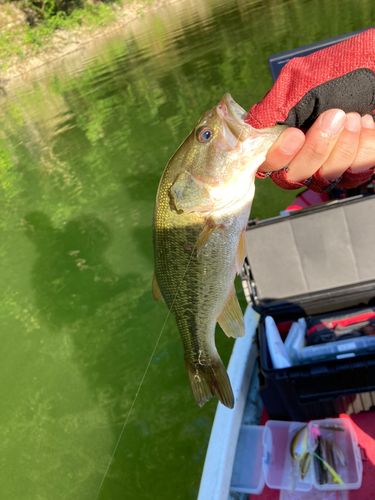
[321,109,346,134]
[361,114,375,129]
[280,132,305,155]
[345,113,361,132]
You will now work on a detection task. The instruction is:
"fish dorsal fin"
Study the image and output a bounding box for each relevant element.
[197,217,222,256]
[235,230,247,274]
[217,286,245,338]
[152,273,164,302]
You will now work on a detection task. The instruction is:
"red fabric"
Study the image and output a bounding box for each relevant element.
[275,321,294,337]
[264,165,373,193]
[306,167,339,193]
[340,413,375,500]
[270,167,342,193]
[267,168,306,190]
[269,167,373,192]
[338,167,375,189]
[286,190,330,210]
[245,29,375,129]
[269,167,340,193]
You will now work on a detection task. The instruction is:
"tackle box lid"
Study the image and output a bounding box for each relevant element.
[241,194,375,316]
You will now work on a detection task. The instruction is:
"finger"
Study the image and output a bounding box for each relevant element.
[321,113,361,180]
[258,128,305,173]
[287,109,346,182]
[350,115,375,172]
[361,114,375,130]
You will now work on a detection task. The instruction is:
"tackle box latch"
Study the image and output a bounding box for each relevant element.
[246,217,258,229]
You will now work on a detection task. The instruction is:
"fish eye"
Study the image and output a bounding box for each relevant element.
[196,126,213,143]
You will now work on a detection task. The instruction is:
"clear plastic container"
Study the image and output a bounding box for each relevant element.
[263,420,312,492]
[230,418,362,495]
[310,418,363,491]
[279,487,350,499]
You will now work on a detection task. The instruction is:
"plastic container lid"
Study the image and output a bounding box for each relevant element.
[231,425,265,494]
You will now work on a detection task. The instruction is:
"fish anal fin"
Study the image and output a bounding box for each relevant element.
[217,286,245,338]
[152,273,164,302]
[235,230,247,274]
[184,356,234,409]
[197,217,223,256]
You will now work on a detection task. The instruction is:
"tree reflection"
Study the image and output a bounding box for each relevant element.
[23,211,128,328]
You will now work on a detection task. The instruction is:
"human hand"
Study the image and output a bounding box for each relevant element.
[245,28,375,191]
[258,109,375,187]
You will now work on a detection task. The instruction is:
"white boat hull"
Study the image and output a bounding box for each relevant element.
[198,307,260,500]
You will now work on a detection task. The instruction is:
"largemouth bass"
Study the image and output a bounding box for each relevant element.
[152,93,286,408]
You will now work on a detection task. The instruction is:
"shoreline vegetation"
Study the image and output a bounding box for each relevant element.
[0,0,179,82]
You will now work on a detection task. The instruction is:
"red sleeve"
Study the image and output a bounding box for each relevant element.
[245,28,375,192]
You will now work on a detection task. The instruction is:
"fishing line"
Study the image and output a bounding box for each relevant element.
[94,239,197,500]
[94,110,247,499]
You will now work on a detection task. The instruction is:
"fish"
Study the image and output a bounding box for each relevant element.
[291,425,308,460]
[152,93,286,408]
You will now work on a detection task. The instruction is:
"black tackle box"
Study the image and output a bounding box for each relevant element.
[241,194,375,421]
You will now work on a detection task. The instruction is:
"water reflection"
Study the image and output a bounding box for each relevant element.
[24,212,125,328]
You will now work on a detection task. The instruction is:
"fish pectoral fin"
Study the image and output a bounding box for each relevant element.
[152,273,164,302]
[197,217,223,256]
[217,286,245,338]
[235,230,247,274]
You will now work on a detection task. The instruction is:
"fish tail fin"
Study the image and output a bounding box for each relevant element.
[184,356,234,409]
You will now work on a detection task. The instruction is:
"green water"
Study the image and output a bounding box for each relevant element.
[0,1,374,498]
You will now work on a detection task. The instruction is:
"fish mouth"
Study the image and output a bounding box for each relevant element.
[216,93,250,146]
[219,93,247,121]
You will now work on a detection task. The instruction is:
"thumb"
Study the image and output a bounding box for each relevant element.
[258,128,305,174]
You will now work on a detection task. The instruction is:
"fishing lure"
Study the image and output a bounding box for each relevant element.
[317,424,345,432]
[331,441,347,466]
[291,425,308,460]
[300,452,311,480]
[313,452,345,485]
